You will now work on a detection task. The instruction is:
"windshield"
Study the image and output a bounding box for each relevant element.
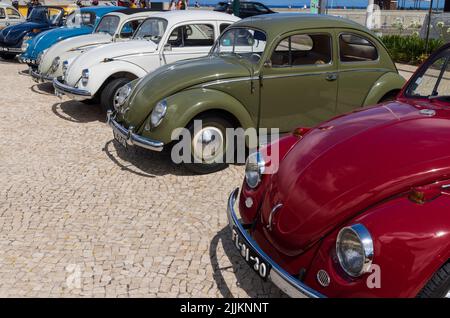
[65,11,94,27]
[211,27,267,64]
[27,7,63,24]
[133,18,167,44]
[94,15,119,35]
[406,50,450,100]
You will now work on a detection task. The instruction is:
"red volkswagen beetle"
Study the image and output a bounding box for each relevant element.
[227,44,450,298]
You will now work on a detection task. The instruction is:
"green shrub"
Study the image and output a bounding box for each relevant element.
[380,35,444,65]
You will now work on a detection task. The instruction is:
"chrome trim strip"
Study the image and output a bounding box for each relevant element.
[106,111,164,152]
[201,76,253,87]
[227,188,325,298]
[53,77,91,100]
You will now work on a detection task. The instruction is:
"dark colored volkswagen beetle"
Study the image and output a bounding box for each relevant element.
[0,5,64,60]
[227,43,450,298]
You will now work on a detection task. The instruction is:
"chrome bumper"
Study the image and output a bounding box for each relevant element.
[227,188,325,298]
[53,77,91,101]
[106,111,164,152]
[30,68,52,83]
[0,46,22,54]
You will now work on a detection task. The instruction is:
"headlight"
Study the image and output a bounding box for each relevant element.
[50,56,60,72]
[62,60,69,77]
[245,151,265,189]
[336,224,374,277]
[81,69,89,86]
[115,83,132,111]
[150,100,167,128]
[21,41,29,52]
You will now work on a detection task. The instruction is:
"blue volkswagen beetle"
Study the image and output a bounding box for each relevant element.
[19,6,121,67]
[0,6,65,60]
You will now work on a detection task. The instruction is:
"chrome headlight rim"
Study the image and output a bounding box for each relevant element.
[115,83,132,111]
[150,99,168,128]
[245,151,266,189]
[336,224,374,278]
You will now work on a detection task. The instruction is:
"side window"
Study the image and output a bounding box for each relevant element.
[271,33,332,67]
[220,23,231,34]
[120,19,143,38]
[0,9,5,19]
[6,8,20,19]
[168,24,215,48]
[339,33,378,62]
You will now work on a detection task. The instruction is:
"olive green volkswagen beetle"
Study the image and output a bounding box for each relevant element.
[107,13,405,174]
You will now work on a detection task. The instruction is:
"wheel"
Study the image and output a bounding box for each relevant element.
[417,262,450,298]
[0,53,16,60]
[100,77,131,112]
[378,90,399,103]
[181,116,232,174]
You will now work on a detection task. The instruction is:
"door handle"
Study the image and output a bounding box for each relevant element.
[325,73,338,81]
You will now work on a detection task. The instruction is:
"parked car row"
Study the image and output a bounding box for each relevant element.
[1,6,449,298]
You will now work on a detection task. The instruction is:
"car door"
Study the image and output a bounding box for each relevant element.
[336,30,387,113]
[161,22,215,65]
[260,30,338,132]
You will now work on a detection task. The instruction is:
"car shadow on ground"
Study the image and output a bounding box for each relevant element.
[103,139,197,178]
[209,227,288,298]
[30,82,54,96]
[51,100,105,124]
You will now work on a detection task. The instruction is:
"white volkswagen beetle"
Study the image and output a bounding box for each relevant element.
[53,10,239,111]
[32,8,160,83]
[0,3,24,31]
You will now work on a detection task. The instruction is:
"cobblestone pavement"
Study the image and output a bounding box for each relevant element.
[0,61,286,297]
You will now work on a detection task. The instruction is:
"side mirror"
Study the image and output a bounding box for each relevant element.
[263,59,272,68]
[113,33,120,41]
[164,44,172,52]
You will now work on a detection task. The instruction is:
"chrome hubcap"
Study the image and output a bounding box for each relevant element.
[192,127,224,163]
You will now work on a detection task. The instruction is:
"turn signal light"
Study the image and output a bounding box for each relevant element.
[292,127,310,138]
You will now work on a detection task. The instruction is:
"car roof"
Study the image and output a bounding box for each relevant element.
[233,13,372,38]
[149,10,240,23]
[116,8,163,15]
[105,7,163,18]
[79,6,122,14]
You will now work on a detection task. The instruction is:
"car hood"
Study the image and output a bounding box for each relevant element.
[38,33,112,73]
[261,100,450,256]
[0,22,47,46]
[65,40,157,85]
[22,25,92,59]
[123,55,252,128]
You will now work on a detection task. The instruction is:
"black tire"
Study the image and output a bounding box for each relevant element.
[378,90,400,103]
[0,53,16,60]
[100,77,131,113]
[181,116,232,174]
[417,262,450,298]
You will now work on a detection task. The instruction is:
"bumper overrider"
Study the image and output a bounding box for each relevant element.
[30,68,53,83]
[52,77,91,101]
[106,111,164,152]
[227,188,325,298]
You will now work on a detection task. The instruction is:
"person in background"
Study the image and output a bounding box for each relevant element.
[12,0,19,10]
[27,0,41,17]
[232,0,240,16]
[76,0,84,7]
[91,0,99,6]
[177,0,187,10]
[194,1,200,8]
[117,0,130,7]
[169,0,177,10]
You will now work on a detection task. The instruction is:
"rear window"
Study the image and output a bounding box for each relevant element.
[339,33,378,62]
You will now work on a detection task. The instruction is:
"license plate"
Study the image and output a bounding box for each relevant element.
[232,227,271,279]
[113,129,127,148]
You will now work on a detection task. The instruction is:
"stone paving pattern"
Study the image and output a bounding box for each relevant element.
[0,61,286,297]
[0,60,412,298]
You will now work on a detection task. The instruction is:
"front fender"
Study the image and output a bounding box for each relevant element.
[363,72,406,106]
[139,88,255,145]
[304,193,450,297]
[78,60,147,96]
